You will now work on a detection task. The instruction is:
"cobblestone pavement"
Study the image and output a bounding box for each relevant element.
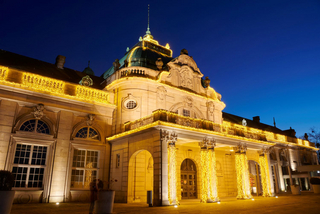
[11,192,320,214]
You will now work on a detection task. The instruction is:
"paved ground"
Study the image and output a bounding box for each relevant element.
[11,192,320,214]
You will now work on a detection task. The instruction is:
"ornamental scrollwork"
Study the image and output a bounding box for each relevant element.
[32,104,45,119]
[161,130,178,146]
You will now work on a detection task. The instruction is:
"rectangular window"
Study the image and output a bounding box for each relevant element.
[71,149,99,189]
[183,109,190,117]
[116,154,120,168]
[12,144,47,188]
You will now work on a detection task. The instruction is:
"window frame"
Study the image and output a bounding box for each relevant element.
[74,126,101,141]
[19,119,51,135]
[70,148,100,189]
[6,133,55,193]
[12,143,47,189]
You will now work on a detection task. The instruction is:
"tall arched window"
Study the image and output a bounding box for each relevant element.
[75,127,100,140]
[19,119,50,134]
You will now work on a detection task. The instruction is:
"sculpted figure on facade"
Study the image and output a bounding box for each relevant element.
[86,114,95,126]
[113,59,120,71]
[32,104,45,119]
[156,58,163,70]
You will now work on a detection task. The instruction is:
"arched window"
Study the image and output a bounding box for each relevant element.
[19,119,50,134]
[75,127,100,140]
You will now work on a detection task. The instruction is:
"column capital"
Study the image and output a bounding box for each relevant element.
[161,130,178,146]
[258,146,273,156]
[234,142,247,154]
[199,137,216,149]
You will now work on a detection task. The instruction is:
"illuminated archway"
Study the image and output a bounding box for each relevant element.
[248,160,263,196]
[180,158,197,199]
[128,150,153,203]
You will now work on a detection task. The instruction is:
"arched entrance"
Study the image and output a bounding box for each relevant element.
[180,159,197,199]
[128,150,153,203]
[248,160,263,196]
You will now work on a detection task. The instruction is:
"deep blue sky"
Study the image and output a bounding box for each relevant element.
[1,0,320,137]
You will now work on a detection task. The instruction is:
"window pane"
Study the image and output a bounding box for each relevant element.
[36,120,50,134]
[75,127,88,138]
[72,149,85,167]
[28,167,45,188]
[86,151,98,168]
[84,170,97,188]
[71,169,84,188]
[14,144,31,165]
[88,128,100,140]
[20,120,36,132]
[31,145,47,166]
[12,167,28,188]
[183,109,190,117]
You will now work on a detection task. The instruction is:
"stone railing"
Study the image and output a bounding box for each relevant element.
[121,68,145,77]
[75,86,109,104]
[124,109,313,147]
[0,67,112,105]
[22,73,65,94]
[0,66,9,81]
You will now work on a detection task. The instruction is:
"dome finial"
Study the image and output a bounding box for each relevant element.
[88,60,90,67]
[146,4,151,35]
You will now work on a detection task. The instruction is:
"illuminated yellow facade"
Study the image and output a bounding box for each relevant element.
[0,30,318,207]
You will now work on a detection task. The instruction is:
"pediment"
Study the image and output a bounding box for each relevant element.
[167,54,203,76]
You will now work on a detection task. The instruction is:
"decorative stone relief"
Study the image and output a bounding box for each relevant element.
[179,67,194,90]
[32,104,45,119]
[166,52,203,93]
[86,114,95,126]
[207,101,214,116]
[184,96,193,108]
[157,86,167,100]
[79,75,93,86]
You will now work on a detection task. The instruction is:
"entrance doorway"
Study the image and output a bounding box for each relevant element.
[248,160,263,196]
[128,150,153,203]
[180,159,197,199]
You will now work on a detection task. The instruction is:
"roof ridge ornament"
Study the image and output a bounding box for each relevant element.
[146,4,151,35]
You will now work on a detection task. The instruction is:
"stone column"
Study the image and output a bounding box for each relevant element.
[161,130,178,205]
[234,143,252,199]
[258,148,272,197]
[199,138,219,203]
[275,148,285,191]
[49,110,73,203]
[0,100,17,170]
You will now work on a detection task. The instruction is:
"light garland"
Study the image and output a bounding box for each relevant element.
[168,143,178,205]
[208,149,219,202]
[0,66,9,81]
[199,138,219,203]
[235,152,252,199]
[200,149,208,203]
[259,154,272,197]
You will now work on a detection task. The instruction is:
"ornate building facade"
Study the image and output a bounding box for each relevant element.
[0,30,318,205]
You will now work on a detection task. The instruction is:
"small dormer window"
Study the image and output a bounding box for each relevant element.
[183,109,190,117]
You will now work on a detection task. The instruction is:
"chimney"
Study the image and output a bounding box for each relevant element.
[252,116,260,123]
[55,55,66,69]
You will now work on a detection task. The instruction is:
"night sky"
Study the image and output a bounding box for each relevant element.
[1,0,320,137]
